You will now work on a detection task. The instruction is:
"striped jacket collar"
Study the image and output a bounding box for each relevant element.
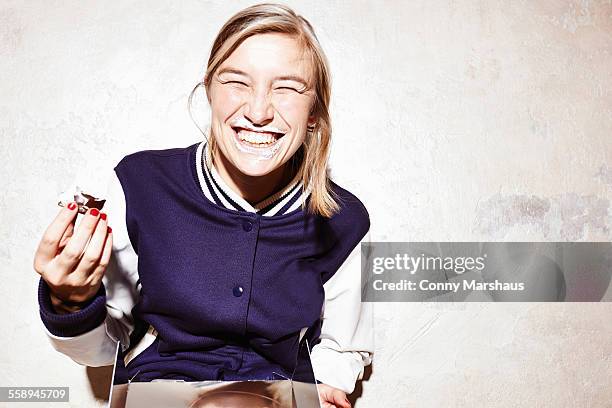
[195,141,310,216]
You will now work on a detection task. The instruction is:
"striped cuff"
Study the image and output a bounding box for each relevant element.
[38,278,107,337]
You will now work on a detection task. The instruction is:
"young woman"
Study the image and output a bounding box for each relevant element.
[33,4,372,408]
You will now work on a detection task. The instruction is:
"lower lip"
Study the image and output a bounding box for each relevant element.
[231,129,284,160]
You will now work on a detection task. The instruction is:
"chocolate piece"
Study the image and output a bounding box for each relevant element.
[57,186,106,214]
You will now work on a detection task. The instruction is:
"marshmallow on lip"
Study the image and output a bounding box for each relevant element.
[229,117,287,147]
[228,118,287,160]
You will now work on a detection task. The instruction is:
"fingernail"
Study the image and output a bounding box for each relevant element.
[107,226,112,234]
[100,212,107,221]
[90,208,100,217]
[67,202,77,210]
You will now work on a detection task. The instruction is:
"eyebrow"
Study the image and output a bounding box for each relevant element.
[217,67,248,77]
[217,67,309,87]
[274,75,309,87]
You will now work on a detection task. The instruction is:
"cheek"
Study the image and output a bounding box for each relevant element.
[210,89,244,119]
[274,97,312,126]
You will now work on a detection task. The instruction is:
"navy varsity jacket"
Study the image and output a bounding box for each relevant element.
[38,142,370,388]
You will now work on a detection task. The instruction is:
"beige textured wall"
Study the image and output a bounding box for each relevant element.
[1,1,611,407]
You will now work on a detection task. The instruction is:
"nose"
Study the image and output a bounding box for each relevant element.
[243,89,274,126]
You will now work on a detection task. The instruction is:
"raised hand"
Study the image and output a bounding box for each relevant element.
[33,203,112,313]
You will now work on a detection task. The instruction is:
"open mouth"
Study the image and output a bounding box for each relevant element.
[231,126,286,148]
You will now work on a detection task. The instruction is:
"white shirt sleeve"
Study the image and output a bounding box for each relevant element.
[310,231,374,394]
[43,171,140,367]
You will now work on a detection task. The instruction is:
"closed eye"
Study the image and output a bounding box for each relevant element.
[223,80,248,87]
[275,87,300,93]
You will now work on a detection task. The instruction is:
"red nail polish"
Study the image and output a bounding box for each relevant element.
[67,202,77,210]
[107,226,112,234]
[90,208,100,217]
[100,212,107,221]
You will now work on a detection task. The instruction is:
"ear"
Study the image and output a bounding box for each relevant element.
[307,114,317,129]
[202,76,211,103]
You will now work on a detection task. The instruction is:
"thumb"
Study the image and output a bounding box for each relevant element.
[332,393,351,408]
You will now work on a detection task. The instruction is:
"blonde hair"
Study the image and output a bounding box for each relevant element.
[189,380,292,408]
[188,3,339,218]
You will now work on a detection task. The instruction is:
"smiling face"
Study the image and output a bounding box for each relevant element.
[207,33,317,177]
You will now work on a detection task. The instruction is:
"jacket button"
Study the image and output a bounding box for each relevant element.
[242,220,253,231]
[233,285,244,297]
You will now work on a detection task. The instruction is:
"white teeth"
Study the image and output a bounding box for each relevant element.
[237,129,280,145]
[232,127,284,161]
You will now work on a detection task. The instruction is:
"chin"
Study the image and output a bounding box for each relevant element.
[232,157,281,178]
